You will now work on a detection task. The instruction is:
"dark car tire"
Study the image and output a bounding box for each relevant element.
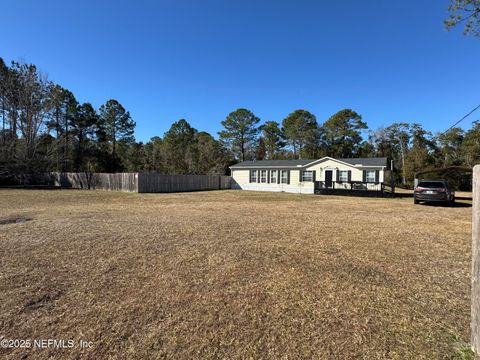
[414,199,419,204]
[449,197,455,206]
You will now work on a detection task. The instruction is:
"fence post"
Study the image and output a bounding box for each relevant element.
[472,165,480,354]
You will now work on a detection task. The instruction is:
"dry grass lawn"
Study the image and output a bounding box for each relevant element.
[0,189,473,359]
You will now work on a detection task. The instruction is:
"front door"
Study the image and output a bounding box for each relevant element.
[325,170,333,188]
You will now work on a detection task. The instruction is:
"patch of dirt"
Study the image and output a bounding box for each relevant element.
[0,216,33,225]
[24,290,63,310]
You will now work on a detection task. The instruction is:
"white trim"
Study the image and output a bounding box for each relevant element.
[250,169,258,183]
[303,156,363,169]
[260,169,267,183]
[323,168,335,186]
[270,169,277,183]
[365,170,376,183]
[300,170,314,182]
[338,170,349,182]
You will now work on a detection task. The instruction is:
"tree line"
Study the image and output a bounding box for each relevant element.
[1,57,479,187]
[0,58,233,183]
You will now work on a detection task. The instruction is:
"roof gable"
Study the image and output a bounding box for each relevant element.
[303,157,359,169]
[303,156,388,169]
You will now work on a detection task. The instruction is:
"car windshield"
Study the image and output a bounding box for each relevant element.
[417,182,445,188]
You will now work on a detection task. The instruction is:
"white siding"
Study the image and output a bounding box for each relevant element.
[231,169,314,194]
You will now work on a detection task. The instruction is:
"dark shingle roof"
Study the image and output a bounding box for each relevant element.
[230,159,313,168]
[230,157,388,168]
[338,157,388,167]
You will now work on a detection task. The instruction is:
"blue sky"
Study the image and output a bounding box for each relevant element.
[1,0,479,142]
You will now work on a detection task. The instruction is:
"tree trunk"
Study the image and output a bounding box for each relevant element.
[1,95,5,145]
[55,111,61,171]
[10,110,17,160]
[56,128,61,171]
[76,130,83,172]
[399,141,406,185]
[64,115,68,172]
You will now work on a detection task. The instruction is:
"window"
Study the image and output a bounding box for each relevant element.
[338,170,348,182]
[260,170,267,183]
[366,170,376,183]
[301,170,313,182]
[270,170,277,183]
[417,181,445,189]
[250,170,257,183]
[281,170,289,184]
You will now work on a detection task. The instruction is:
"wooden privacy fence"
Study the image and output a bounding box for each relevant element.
[45,172,232,193]
[46,172,138,192]
[138,174,231,193]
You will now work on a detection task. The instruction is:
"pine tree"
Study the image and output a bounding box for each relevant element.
[219,108,260,161]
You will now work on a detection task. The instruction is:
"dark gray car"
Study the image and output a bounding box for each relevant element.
[414,180,455,205]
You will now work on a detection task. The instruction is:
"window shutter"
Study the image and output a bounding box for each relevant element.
[287,170,290,184]
[312,170,316,182]
[299,170,303,182]
[375,170,380,184]
[362,170,366,183]
[267,170,270,183]
[347,170,352,182]
[336,170,340,182]
[257,170,260,183]
[277,171,281,184]
[249,169,252,183]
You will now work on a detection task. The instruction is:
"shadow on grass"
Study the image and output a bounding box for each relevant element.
[0,185,63,190]
[416,201,472,208]
[394,193,472,201]
[0,216,34,225]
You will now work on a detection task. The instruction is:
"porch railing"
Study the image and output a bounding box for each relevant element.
[315,181,387,192]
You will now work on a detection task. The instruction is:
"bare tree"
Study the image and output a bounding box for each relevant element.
[9,62,52,181]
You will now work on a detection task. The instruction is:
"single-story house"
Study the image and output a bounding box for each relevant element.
[230,157,390,194]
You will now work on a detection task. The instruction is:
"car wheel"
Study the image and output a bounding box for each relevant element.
[414,199,419,204]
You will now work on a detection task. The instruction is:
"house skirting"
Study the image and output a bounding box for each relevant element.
[233,184,314,194]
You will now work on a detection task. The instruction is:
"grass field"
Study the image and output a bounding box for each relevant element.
[0,189,473,359]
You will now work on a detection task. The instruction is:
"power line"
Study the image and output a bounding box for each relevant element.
[442,103,480,135]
